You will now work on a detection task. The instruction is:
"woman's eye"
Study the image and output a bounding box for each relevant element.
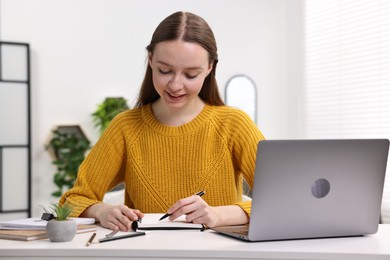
[185,74,198,79]
[158,69,171,75]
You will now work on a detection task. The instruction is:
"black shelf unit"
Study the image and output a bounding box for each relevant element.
[0,41,31,220]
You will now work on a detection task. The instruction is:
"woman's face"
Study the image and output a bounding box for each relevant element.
[149,40,213,110]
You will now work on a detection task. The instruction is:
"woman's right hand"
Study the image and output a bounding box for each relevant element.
[82,203,144,231]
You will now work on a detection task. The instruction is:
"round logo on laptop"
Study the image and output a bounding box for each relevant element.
[311,178,330,198]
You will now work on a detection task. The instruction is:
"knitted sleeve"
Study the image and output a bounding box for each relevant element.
[59,113,129,217]
[226,108,265,216]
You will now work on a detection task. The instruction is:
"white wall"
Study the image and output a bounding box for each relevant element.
[0,0,303,217]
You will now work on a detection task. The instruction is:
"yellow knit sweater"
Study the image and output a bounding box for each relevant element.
[60,104,265,217]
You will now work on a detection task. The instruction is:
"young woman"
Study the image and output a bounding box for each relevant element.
[60,11,265,232]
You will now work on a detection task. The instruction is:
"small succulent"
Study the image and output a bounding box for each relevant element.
[50,203,73,221]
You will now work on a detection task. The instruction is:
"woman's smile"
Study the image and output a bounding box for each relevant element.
[165,91,186,102]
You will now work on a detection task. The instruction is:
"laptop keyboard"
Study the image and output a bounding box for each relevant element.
[231,229,249,236]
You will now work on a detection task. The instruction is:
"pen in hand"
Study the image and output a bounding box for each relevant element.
[159,191,205,221]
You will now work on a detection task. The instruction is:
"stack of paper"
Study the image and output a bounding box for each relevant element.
[0,217,95,230]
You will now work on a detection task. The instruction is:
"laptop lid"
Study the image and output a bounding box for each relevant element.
[214,139,389,241]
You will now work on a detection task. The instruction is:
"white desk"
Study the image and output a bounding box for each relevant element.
[1,224,390,260]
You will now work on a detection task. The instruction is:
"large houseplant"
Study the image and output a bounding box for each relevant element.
[46,126,91,197]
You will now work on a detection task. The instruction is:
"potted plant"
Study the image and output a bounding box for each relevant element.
[46,125,91,197]
[46,203,77,242]
[92,97,129,135]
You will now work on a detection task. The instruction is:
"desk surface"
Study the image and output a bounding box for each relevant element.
[1,224,390,260]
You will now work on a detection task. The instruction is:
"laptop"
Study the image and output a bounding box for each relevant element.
[212,139,389,241]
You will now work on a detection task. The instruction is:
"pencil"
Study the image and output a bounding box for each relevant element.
[86,232,96,246]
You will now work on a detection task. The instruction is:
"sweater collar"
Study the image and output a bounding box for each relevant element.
[141,103,213,136]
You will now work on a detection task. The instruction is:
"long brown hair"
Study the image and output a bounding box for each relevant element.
[134,11,224,108]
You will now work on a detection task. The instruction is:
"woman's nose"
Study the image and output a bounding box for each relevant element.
[168,75,183,91]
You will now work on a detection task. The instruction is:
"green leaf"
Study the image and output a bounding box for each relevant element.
[47,126,91,197]
[50,203,73,220]
[92,97,129,135]
[51,191,62,197]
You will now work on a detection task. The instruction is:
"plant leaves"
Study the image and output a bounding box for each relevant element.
[51,191,62,197]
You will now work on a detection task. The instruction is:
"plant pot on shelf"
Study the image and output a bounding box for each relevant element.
[46,219,77,242]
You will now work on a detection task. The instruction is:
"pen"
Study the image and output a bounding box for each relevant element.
[86,232,96,246]
[98,232,146,243]
[159,191,206,221]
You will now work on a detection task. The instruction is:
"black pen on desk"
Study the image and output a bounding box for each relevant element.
[86,232,96,247]
[98,232,146,243]
[159,191,206,221]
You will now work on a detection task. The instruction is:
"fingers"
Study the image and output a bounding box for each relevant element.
[121,206,144,221]
[97,204,144,232]
[167,195,196,219]
[168,194,206,221]
[166,195,221,227]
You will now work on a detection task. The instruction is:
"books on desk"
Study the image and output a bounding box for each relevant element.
[0,224,97,241]
[132,214,204,231]
[0,217,96,241]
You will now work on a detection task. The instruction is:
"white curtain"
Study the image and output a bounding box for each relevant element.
[304,0,390,223]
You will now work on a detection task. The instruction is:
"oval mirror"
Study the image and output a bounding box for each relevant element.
[225,75,257,123]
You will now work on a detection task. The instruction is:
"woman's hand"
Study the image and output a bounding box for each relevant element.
[166,195,249,228]
[82,203,144,231]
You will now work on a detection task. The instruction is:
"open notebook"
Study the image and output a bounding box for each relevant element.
[132,214,204,231]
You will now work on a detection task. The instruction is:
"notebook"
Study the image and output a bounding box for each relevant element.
[212,139,389,241]
[0,224,96,241]
[132,214,204,231]
[0,217,95,230]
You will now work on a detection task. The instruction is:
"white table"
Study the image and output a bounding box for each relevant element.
[1,224,390,260]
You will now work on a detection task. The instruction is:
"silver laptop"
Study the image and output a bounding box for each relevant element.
[212,139,389,241]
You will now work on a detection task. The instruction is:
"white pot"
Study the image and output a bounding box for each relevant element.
[46,219,77,242]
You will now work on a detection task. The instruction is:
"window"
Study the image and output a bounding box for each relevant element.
[304,0,390,222]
